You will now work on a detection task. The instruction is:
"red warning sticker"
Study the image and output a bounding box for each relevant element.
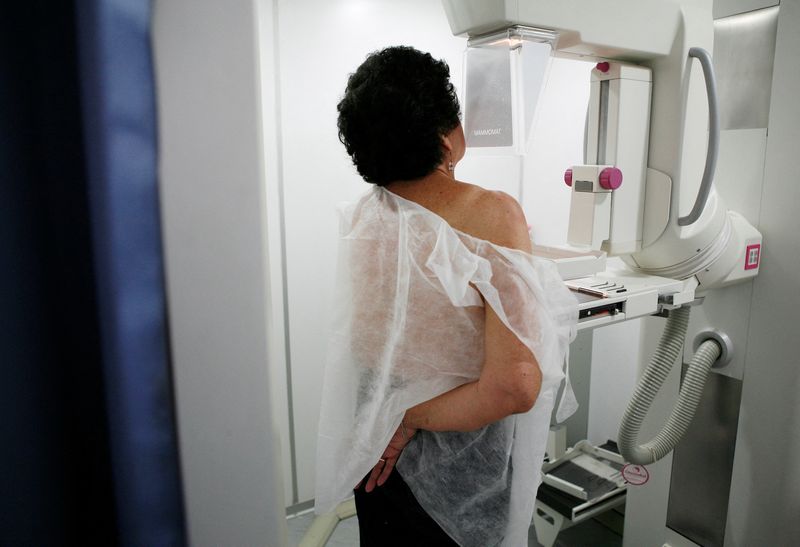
[622,464,650,486]
[744,243,761,271]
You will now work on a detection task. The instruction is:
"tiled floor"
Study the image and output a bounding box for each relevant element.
[286,509,622,547]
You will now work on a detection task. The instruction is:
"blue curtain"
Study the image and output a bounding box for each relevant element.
[76,1,186,545]
[1,2,117,542]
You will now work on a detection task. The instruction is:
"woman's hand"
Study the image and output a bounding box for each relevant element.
[361,421,417,492]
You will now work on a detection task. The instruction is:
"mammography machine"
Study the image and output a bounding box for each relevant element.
[442,1,765,545]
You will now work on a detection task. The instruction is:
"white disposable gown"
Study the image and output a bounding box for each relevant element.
[315,187,578,546]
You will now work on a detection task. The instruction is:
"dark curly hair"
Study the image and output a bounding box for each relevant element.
[337,46,461,186]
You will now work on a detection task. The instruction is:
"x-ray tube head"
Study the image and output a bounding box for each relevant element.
[463,26,555,154]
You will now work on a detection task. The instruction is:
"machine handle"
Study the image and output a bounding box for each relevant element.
[678,47,720,227]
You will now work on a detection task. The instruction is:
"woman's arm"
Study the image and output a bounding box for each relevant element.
[364,306,542,491]
[403,305,541,432]
[406,189,541,431]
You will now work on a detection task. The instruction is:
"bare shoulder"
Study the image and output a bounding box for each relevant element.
[457,186,532,253]
[386,178,532,252]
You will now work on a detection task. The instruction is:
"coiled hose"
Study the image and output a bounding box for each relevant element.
[618,306,722,465]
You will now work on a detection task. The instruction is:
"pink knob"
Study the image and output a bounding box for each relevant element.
[596,61,610,73]
[599,167,623,190]
[564,168,573,187]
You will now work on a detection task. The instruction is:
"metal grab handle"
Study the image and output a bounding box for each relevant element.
[678,47,720,227]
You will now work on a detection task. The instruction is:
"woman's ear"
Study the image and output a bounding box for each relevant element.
[440,133,454,153]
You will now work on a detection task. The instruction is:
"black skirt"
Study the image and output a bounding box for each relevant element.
[353,469,459,546]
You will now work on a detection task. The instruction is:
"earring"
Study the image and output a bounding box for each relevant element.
[448,160,454,172]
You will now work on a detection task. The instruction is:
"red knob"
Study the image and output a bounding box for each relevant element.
[564,168,573,187]
[596,61,610,73]
[599,167,623,190]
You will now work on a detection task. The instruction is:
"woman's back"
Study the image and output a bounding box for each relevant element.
[385,178,533,256]
[316,185,578,545]
[317,45,577,546]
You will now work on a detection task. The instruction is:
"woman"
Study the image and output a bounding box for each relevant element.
[315,46,577,546]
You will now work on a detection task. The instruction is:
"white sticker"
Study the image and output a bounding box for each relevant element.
[622,464,650,485]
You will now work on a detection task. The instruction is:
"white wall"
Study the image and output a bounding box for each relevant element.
[586,317,645,445]
[153,0,287,544]
[256,0,296,509]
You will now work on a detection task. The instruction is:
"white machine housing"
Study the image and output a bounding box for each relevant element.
[443,0,762,305]
[568,63,651,255]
